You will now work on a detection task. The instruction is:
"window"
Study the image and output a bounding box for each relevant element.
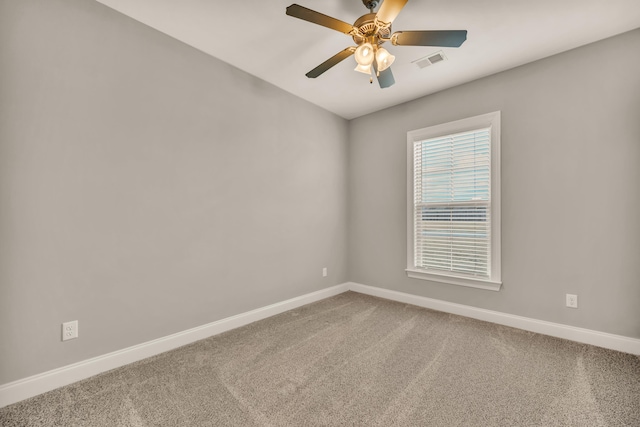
[406,112,501,291]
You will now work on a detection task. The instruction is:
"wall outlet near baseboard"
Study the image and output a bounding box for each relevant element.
[62,320,78,341]
[322,267,328,277]
[566,294,578,309]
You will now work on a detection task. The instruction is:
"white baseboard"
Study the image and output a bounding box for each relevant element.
[3,281,638,409]
[346,282,640,356]
[0,283,349,409]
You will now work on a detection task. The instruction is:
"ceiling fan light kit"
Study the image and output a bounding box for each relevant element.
[285,0,467,88]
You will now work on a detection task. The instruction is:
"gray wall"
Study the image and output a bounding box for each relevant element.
[348,29,640,339]
[0,0,349,384]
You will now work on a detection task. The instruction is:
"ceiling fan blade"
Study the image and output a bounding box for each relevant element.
[306,47,356,78]
[373,61,395,88]
[392,30,468,47]
[286,4,356,35]
[375,0,408,26]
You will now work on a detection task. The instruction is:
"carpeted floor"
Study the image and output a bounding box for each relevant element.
[1,291,639,426]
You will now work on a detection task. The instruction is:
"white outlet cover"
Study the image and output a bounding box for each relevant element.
[62,320,78,341]
[566,294,578,308]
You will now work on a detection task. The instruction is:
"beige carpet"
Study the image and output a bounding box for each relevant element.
[1,291,639,426]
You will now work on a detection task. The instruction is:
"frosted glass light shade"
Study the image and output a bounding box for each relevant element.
[376,48,395,71]
[354,43,375,66]
[354,63,372,74]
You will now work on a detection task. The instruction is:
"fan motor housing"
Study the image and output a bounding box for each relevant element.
[352,13,391,45]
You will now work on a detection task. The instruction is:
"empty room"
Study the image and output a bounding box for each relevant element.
[1,0,639,425]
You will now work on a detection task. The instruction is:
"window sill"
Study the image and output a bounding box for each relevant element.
[405,269,502,291]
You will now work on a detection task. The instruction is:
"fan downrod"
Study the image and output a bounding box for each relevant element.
[361,0,379,12]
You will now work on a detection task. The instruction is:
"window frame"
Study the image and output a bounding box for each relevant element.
[406,111,502,291]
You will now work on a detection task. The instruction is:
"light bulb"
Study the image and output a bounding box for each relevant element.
[354,43,375,66]
[354,63,372,74]
[375,48,395,71]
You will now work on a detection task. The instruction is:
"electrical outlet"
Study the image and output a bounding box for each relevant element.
[566,294,578,309]
[62,320,78,341]
[322,267,328,277]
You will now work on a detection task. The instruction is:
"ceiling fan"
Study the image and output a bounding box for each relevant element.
[285,0,467,88]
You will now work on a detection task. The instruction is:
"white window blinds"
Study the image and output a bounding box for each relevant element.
[413,127,491,278]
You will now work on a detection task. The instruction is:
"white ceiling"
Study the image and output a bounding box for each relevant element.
[95,0,640,119]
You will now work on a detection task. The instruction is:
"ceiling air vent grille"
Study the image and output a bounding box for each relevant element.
[413,51,447,69]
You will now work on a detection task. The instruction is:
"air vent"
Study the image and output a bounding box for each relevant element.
[413,51,447,69]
